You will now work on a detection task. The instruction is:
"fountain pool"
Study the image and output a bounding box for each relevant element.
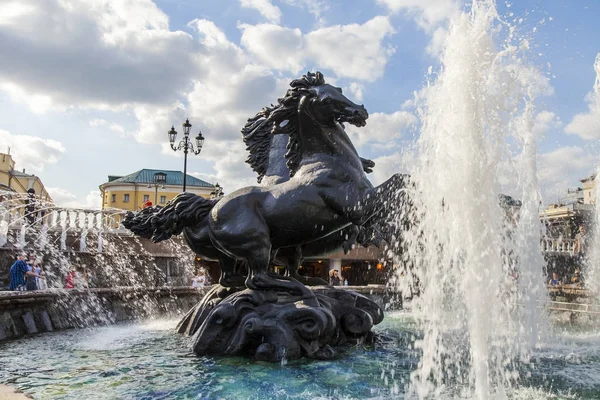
[1,313,599,399]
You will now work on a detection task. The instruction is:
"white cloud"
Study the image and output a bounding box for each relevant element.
[368,150,415,186]
[377,0,460,61]
[133,103,188,145]
[0,1,401,199]
[346,110,417,147]
[239,24,304,73]
[0,129,65,173]
[426,26,448,57]
[537,146,597,202]
[376,0,460,32]
[564,103,600,140]
[281,0,329,22]
[239,16,396,81]
[564,54,600,140]
[48,187,102,209]
[190,140,257,194]
[348,82,365,102]
[532,111,561,138]
[240,0,282,23]
[89,119,125,134]
[305,16,396,82]
[0,0,198,110]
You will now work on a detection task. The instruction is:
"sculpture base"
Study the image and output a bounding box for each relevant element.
[177,284,384,362]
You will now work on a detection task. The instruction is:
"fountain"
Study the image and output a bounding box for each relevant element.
[399,1,549,398]
[123,71,402,362]
[2,1,600,399]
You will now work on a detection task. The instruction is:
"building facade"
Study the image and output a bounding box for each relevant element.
[99,169,217,213]
[581,174,596,205]
[0,151,52,202]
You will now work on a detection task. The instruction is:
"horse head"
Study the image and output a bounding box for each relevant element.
[306,81,369,128]
[262,71,368,176]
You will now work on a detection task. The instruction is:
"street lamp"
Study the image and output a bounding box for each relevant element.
[168,119,204,192]
[147,172,167,205]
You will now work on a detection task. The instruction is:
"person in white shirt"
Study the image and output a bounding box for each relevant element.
[192,271,206,288]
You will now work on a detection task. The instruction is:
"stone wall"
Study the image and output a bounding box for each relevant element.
[0,286,207,341]
[0,285,394,342]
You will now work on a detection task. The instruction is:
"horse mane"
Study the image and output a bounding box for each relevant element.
[241,105,277,183]
[243,71,325,180]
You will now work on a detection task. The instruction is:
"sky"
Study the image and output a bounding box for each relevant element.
[0,0,598,208]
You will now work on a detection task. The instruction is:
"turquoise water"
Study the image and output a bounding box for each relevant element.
[0,312,599,399]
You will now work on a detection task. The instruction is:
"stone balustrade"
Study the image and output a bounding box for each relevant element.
[540,238,577,254]
[0,204,130,233]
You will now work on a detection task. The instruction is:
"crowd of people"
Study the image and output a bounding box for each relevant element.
[548,268,583,287]
[8,252,45,291]
[7,252,95,291]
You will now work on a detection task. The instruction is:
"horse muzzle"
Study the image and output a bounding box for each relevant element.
[338,105,368,127]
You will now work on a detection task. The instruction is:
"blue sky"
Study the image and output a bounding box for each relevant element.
[0,0,598,207]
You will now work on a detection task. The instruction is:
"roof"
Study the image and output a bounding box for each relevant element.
[103,169,214,188]
[581,173,597,183]
[11,170,36,178]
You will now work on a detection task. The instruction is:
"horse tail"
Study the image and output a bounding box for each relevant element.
[150,192,218,242]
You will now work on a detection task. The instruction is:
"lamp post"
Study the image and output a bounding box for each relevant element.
[148,172,167,205]
[168,119,204,192]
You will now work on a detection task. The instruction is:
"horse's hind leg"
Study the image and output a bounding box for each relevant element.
[281,247,328,286]
[218,254,245,288]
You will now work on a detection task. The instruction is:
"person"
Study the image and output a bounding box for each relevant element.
[25,254,39,291]
[329,269,342,286]
[24,188,37,225]
[65,268,76,289]
[9,252,43,291]
[191,271,206,288]
[571,268,583,285]
[574,225,586,254]
[548,272,561,286]
[34,259,47,290]
[74,267,88,289]
[86,269,97,288]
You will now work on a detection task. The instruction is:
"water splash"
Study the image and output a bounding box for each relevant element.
[399,1,546,398]
[582,53,600,297]
[0,189,198,324]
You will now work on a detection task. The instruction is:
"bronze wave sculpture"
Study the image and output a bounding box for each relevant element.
[123,72,407,361]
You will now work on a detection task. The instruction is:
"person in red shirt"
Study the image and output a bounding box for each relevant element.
[65,268,75,289]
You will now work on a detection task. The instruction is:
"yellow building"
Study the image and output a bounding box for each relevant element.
[99,169,218,213]
[0,151,52,202]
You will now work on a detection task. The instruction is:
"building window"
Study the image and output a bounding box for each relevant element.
[143,194,149,202]
[124,194,130,203]
[160,195,166,204]
[111,194,116,203]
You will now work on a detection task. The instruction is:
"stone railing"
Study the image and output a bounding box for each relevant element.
[0,205,129,233]
[0,203,133,251]
[540,238,577,254]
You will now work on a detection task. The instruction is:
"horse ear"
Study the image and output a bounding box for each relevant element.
[315,71,324,84]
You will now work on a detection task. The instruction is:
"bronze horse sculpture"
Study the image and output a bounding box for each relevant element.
[124,76,390,288]
[123,72,407,361]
